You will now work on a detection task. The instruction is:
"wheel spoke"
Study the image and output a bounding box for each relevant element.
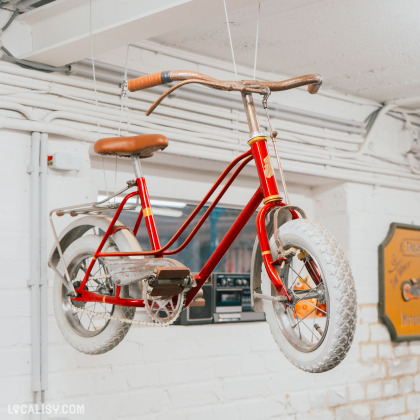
[288,262,307,288]
[291,307,303,339]
[90,316,98,331]
[87,306,95,330]
[296,297,327,316]
[299,315,320,342]
[292,309,319,342]
[292,306,317,329]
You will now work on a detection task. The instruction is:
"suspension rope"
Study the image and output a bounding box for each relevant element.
[112,45,132,201]
[222,0,238,80]
[118,44,130,137]
[252,2,261,80]
[89,0,109,196]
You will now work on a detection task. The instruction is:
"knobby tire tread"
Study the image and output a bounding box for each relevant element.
[53,235,136,355]
[262,219,357,372]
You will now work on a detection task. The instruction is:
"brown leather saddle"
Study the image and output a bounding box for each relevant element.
[94,134,168,158]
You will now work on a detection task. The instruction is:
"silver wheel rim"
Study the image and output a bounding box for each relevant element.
[61,254,114,337]
[272,246,330,353]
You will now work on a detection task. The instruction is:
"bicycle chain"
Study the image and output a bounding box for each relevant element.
[72,303,182,327]
[70,275,184,327]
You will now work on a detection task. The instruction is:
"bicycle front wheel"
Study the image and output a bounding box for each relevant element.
[261,219,357,372]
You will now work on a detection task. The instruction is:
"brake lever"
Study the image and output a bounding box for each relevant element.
[145,79,200,116]
[145,79,267,116]
[146,79,238,116]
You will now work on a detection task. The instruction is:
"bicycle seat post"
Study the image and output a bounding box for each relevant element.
[131,155,143,179]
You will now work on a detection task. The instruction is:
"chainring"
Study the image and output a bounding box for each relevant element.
[142,281,185,323]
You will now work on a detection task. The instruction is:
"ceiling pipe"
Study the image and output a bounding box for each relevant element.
[0,59,418,180]
[0,95,414,182]
[72,60,366,135]
[327,103,396,159]
[0,72,362,153]
[0,104,416,186]
[0,83,412,180]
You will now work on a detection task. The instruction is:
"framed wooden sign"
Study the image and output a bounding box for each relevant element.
[379,223,420,341]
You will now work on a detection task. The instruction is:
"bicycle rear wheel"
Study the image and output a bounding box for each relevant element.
[261,219,357,372]
[53,235,135,355]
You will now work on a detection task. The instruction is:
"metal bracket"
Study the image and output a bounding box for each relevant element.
[48,260,77,297]
[121,80,128,98]
[261,86,271,106]
[272,205,307,259]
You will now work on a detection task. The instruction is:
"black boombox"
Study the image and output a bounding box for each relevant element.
[175,273,265,325]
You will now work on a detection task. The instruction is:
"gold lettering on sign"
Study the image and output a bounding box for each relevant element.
[388,257,411,277]
[401,313,420,327]
[402,240,420,257]
[263,155,274,178]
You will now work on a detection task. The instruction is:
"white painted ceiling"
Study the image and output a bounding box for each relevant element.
[5,0,420,105]
[151,0,420,105]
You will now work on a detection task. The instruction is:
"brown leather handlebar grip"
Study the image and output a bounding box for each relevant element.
[128,71,172,92]
[307,83,321,94]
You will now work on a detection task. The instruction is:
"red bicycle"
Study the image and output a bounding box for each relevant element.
[49,70,357,372]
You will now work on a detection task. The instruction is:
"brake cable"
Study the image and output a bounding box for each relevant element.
[262,87,290,205]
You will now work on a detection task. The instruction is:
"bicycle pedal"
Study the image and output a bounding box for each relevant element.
[155,266,190,279]
[148,266,191,297]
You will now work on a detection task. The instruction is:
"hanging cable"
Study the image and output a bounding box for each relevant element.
[252,2,261,80]
[89,0,101,138]
[222,0,238,80]
[0,8,71,73]
[89,0,109,196]
[0,46,70,73]
[262,90,290,204]
[118,44,130,137]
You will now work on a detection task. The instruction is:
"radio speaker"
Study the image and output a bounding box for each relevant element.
[175,283,213,325]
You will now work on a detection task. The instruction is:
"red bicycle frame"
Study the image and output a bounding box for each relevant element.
[73,92,294,308]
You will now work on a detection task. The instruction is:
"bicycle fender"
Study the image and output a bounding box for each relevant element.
[49,215,142,270]
[250,207,295,312]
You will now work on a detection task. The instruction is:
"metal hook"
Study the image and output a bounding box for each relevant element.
[121,80,128,98]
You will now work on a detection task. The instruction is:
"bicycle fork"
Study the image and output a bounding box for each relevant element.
[242,92,292,300]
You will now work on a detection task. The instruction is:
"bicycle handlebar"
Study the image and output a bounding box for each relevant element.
[127,70,322,95]
[127,70,322,116]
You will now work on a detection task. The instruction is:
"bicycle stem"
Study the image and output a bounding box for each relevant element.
[242,92,261,134]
